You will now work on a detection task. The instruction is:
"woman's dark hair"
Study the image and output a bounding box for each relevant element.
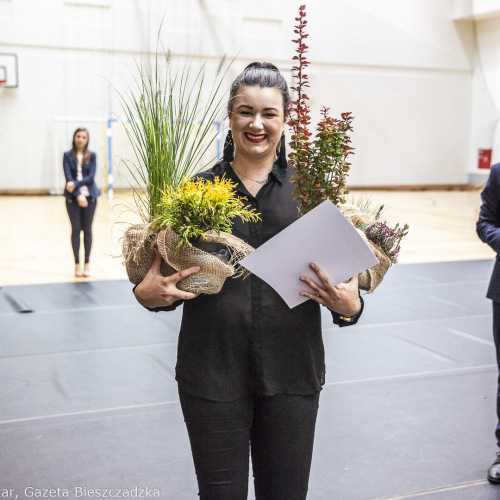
[71,127,91,165]
[227,62,290,116]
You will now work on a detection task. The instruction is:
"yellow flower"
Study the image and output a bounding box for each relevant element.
[152,175,261,248]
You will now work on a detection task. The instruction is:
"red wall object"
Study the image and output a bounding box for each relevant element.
[478,149,492,169]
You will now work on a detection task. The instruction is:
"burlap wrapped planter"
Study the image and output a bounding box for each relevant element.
[123,224,254,293]
[122,224,176,285]
[156,226,254,294]
[340,204,391,293]
[357,238,391,292]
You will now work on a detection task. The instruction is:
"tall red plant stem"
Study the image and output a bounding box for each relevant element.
[288,4,354,215]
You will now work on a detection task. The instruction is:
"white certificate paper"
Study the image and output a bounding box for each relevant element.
[239,200,379,308]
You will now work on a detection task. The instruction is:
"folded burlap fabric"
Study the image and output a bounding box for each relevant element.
[156,226,254,294]
[357,235,391,292]
[122,224,254,294]
[122,224,176,285]
[340,203,391,293]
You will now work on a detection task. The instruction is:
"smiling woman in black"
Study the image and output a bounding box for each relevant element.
[134,62,363,500]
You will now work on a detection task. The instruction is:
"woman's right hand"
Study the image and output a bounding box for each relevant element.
[66,181,75,193]
[134,249,200,308]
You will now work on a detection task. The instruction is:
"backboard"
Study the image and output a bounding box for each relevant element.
[0,53,19,88]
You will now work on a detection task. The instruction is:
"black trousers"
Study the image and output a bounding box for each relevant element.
[65,197,97,264]
[493,301,500,447]
[178,386,320,500]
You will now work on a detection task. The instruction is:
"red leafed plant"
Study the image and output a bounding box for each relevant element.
[288,4,354,216]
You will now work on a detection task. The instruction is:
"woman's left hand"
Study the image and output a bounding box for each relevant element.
[300,263,361,317]
[66,181,75,193]
[77,194,88,207]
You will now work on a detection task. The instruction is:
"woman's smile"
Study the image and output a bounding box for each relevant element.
[244,132,267,143]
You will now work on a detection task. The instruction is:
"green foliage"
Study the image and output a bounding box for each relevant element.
[151,176,261,248]
[114,33,231,222]
[288,5,354,215]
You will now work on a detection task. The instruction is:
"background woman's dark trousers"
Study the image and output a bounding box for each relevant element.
[66,197,97,264]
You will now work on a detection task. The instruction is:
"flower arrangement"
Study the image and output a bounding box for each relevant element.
[287,5,408,291]
[363,206,409,265]
[151,176,261,249]
[342,200,409,264]
[116,38,258,293]
[150,176,257,294]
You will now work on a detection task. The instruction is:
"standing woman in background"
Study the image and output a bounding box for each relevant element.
[63,128,100,277]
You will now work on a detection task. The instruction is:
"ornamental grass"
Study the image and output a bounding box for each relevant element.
[115,36,231,223]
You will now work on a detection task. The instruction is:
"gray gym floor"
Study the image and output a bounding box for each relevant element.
[0,260,499,499]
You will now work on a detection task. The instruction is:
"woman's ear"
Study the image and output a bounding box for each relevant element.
[284,101,291,118]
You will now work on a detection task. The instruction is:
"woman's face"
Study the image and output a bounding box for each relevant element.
[74,131,89,150]
[229,86,285,164]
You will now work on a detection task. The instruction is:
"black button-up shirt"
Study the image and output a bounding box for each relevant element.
[147,160,363,401]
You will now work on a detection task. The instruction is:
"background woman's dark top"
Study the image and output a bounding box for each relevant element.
[63,151,100,199]
[149,160,363,402]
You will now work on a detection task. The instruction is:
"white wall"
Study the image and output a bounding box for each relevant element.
[0,0,483,190]
[473,15,500,170]
[453,0,500,184]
